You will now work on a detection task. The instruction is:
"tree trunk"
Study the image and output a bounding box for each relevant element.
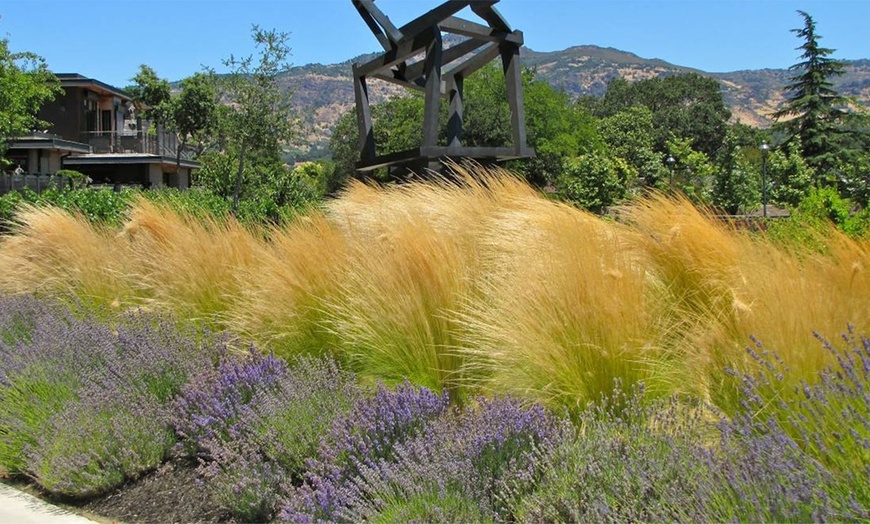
[232,140,247,216]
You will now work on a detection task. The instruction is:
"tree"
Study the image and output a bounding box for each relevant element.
[556,152,626,213]
[169,72,218,175]
[327,109,360,191]
[598,106,665,189]
[665,137,716,204]
[327,95,426,187]
[772,11,853,180]
[594,73,731,159]
[220,25,297,214]
[0,30,60,159]
[128,65,172,124]
[711,130,759,214]
[767,141,815,208]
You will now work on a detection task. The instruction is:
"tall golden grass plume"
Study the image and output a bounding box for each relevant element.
[327,163,539,246]
[0,164,866,416]
[729,229,870,397]
[226,211,348,360]
[459,195,657,412]
[326,184,485,396]
[624,194,751,402]
[0,205,132,307]
[120,197,262,323]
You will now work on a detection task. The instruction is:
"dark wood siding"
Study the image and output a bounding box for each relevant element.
[37,87,85,142]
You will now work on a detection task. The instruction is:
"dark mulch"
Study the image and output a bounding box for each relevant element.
[76,460,233,524]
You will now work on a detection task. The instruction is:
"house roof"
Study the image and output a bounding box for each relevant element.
[63,153,200,170]
[55,73,132,101]
[6,133,92,154]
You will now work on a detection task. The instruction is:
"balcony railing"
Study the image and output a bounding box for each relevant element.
[80,131,194,160]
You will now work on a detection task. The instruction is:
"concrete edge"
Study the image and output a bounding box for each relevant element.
[0,482,98,524]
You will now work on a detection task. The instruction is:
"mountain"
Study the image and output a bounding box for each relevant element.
[279,44,870,156]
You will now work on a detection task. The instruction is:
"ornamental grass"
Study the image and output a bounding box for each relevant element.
[0,164,867,413]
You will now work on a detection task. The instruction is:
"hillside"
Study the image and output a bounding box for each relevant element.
[281,45,870,155]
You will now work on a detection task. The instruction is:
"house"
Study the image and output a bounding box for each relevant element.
[3,73,198,191]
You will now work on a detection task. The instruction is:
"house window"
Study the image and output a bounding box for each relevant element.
[101,110,112,136]
[85,99,98,136]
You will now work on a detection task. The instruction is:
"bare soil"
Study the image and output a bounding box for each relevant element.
[3,460,233,524]
[79,460,232,524]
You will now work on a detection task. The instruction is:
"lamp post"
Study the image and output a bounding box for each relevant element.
[761,141,769,218]
[666,155,675,190]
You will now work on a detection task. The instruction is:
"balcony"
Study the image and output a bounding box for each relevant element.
[80,130,193,160]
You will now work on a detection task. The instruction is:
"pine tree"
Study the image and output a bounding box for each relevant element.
[773,10,851,180]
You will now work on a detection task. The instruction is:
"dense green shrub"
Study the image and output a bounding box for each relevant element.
[0,183,318,233]
[0,187,132,229]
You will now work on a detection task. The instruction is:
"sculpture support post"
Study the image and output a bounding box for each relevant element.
[500,40,527,154]
[422,30,442,148]
[353,70,375,163]
[447,74,464,148]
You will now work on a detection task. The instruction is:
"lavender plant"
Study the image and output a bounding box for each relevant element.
[337,396,565,523]
[0,294,224,497]
[198,440,289,523]
[514,386,709,523]
[715,332,870,519]
[703,412,842,522]
[174,352,360,522]
[517,353,868,523]
[281,380,450,522]
[172,349,288,457]
[28,395,174,497]
[0,295,112,474]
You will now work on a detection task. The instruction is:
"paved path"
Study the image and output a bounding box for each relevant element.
[0,483,97,523]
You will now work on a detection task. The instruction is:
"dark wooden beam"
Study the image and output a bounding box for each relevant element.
[397,0,472,42]
[500,41,528,153]
[356,145,536,172]
[470,2,511,31]
[438,17,523,44]
[353,74,375,162]
[352,0,391,51]
[372,72,427,92]
[350,0,535,175]
[354,0,404,45]
[354,30,435,78]
[442,41,500,78]
[400,36,487,84]
[422,30,442,147]
[447,74,464,147]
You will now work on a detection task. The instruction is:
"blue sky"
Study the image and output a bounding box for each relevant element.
[1,0,868,89]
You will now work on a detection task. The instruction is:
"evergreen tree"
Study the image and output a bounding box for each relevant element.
[773,11,851,181]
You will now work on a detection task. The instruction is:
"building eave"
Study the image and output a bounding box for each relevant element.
[63,154,200,169]
[7,135,92,154]
[55,73,133,101]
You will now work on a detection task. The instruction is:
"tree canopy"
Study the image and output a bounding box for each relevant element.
[773,10,853,179]
[0,30,60,158]
[219,26,298,213]
[169,72,219,171]
[128,65,172,124]
[594,73,731,159]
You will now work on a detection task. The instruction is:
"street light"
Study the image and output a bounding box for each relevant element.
[666,155,675,189]
[761,141,770,218]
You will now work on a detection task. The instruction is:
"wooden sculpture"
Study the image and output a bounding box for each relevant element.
[351,0,534,176]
